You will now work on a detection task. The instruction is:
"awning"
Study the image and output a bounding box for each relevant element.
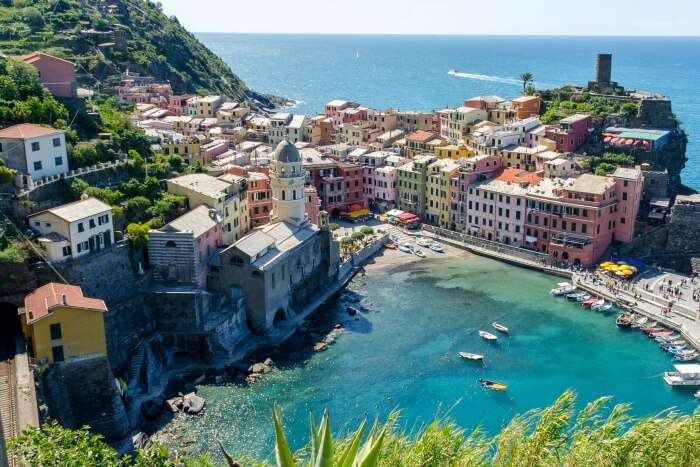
[348,208,369,218]
[386,209,404,218]
[525,235,537,243]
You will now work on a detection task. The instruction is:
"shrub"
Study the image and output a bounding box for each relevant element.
[126,223,150,250]
[360,226,374,235]
[351,231,365,242]
[0,165,14,184]
[329,223,339,231]
[0,241,27,263]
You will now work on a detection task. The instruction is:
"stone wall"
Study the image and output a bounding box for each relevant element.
[42,354,131,443]
[104,295,155,374]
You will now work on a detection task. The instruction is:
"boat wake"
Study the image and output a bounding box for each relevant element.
[447,70,523,86]
[447,70,554,88]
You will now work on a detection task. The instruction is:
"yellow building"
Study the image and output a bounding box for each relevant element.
[20,283,107,366]
[162,139,201,162]
[434,144,472,160]
[425,159,461,228]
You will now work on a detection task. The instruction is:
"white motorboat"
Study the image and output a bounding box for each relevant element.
[458,352,484,361]
[479,330,498,341]
[550,282,576,296]
[428,242,444,253]
[398,243,412,253]
[589,299,606,310]
[413,247,426,258]
[664,364,700,386]
[492,322,509,333]
[416,237,431,247]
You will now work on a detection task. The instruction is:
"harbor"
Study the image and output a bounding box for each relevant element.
[154,251,697,459]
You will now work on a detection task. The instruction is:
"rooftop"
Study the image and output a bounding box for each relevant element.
[569,173,615,195]
[159,205,220,238]
[30,197,111,223]
[231,220,319,269]
[168,173,233,199]
[612,167,642,180]
[0,123,63,139]
[407,130,437,143]
[24,283,107,325]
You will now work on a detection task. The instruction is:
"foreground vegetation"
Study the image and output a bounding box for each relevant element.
[9,391,700,466]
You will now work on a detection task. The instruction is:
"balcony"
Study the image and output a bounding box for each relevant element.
[550,232,591,249]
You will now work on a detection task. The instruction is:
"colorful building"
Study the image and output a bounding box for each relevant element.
[396,154,436,218]
[511,96,541,119]
[20,283,107,366]
[545,114,590,152]
[245,171,272,227]
[19,52,77,98]
[148,205,223,287]
[425,159,461,227]
[451,155,503,230]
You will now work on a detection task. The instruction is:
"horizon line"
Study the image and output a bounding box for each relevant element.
[191,31,700,38]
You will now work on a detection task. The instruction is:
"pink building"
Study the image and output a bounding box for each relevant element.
[451,155,502,230]
[545,114,590,152]
[361,151,399,211]
[147,205,223,287]
[324,99,359,120]
[524,169,642,267]
[200,139,229,164]
[305,186,321,225]
[20,52,76,98]
[168,95,193,116]
[245,172,272,227]
[464,168,541,245]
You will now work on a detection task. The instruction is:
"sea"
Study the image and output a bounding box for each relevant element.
[198,34,700,190]
[168,255,696,461]
[166,35,700,460]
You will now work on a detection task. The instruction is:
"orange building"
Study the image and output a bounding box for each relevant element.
[511,96,541,119]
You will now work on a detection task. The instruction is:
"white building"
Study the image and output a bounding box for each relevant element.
[28,197,113,263]
[0,124,67,188]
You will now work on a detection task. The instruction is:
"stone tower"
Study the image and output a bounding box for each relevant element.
[270,140,307,225]
[596,53,612,85]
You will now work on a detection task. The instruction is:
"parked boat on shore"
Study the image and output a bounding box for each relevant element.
[632,316,649,328]
[458,352,484,361]
[398,243,412,253]
[428,241,444,253]
[581,297,599,307]
[416,237,431,247]
[479,378,507,391]
[492,322,509,333]
[479,330,498,341]
[413,247,426,258]
[566,292,587,301]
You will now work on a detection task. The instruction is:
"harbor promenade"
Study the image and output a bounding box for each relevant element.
[574,272,700,352]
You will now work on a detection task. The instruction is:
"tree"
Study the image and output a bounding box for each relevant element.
[360,226,374,236]
[126,223,150,249]
[595,162,617,176]
[520,72,534,93]
[0,165,14,184]
[125,196,152,223]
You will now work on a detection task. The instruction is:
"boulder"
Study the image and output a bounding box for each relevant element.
[313,342,328,352]
[182,393,205,415]
[165,396,184,413]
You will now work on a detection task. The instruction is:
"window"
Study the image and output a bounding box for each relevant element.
[78,222,84,233]
[33,161,42,171]
[31,141,40,151]
[62,246,71,257]
[621,217,626,224]
[622,192,628,201]
[50,323,62,340]
[55,156,63,166]
[53,137,61,147]
[89,219,96,229]
[582,224,588,234]
[52,346,64,362]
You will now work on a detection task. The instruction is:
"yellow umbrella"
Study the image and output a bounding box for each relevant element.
[622,270,634,276]
[617,261,627,265]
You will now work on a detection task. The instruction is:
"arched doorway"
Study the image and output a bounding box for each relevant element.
[562,251,570,261]
[273,308,286,326]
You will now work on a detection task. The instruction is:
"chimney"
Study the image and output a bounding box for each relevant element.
[61,293,68,305]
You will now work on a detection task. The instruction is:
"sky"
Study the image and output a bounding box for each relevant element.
[158,0,699,36]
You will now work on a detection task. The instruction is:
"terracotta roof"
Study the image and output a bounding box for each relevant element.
[0,123,63,139]
[495,167,543,186]
[23,283,107,325]
[19,51,75,66]
[406,130,437,143]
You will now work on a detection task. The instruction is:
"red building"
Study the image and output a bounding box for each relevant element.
[545,114,590,152]
[20,52,76,98]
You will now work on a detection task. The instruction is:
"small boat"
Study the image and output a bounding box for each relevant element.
[581,297,599,307]
[458,352,484,361]
[616,313,633,327]
[492,322,509,333]
[479,378,507,391]
[416,237,431,247]
[694,390,700,399]
[398,243,412,253]
[550,282,576,296]
[640,321,658,331]
[656,333,681,342]
[632,316,649,328]
[428,242,444,253]
[479,330,498,341]
[596,303,614,312]
[566,292,587,301]
[589,299,605,310]
[664,364,700,386]
[643,326,666,335]
[647,329,674,338]
[575,294,591,303]
[383,243,397,250]
[665,345,689,354]
[671,348,696,357]
[413,247,426,258]
[674,352,698,362]
[389,234,400,243]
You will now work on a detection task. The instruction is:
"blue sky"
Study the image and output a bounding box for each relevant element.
[159,0,699,36]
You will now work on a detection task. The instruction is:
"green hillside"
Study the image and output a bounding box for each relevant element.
[0,0,274,106]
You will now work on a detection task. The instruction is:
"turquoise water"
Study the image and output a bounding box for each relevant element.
[177,255,696,460]
[197,34,700,190]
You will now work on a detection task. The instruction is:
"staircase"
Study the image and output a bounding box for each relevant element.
[126,341,147,394]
